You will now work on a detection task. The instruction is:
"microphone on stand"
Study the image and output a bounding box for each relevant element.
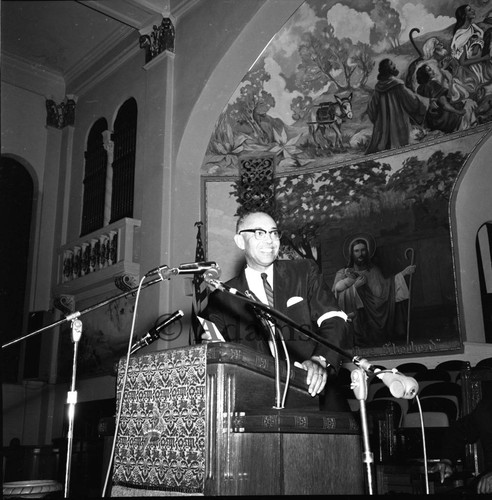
[172,261,220,275]
[145,261,220,279]
[375,369,418,399]
[203,273,246,297]
[130,310,184,354]
[145,264,170,278]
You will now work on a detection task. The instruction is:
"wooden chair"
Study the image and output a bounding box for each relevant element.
[418,381,462,418]
[460,367,492,476]
[435,360,469,371]
[370,392,409,427]
[396,362,428,377]
[415,368,451,382]
[407,396,459,423]
[364,399,402,462]
[435,360,470,383]
[366,398,403,425]
[401,410,450,428]
[475,357,492,369]
[371,385,392,399]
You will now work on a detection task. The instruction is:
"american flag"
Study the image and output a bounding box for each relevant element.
[190,221,209,344]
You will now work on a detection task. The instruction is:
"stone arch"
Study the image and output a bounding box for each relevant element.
[451,128,492,343]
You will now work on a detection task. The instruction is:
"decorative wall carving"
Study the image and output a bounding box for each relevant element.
[139,17,175,63]
[45,95,76,129]
[236,154,276,215]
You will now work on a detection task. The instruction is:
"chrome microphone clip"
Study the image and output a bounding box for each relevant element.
[145,264,171,279]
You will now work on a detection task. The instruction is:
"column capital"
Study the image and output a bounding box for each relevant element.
[139,17,175,63]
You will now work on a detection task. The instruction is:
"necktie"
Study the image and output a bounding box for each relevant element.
[261,272,278,358]
[261,273,274,308]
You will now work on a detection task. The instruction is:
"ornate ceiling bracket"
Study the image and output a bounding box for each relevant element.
[45,95,77,129]
[139,17,175,63]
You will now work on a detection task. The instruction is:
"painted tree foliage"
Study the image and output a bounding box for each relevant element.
[203,0,491,176]
[274,159,392,265]
[296,20,374,96]
[205,15,378,174]
[369,0,402,50]
[272,150,467,266]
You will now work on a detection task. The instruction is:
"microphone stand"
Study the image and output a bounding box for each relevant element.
[2,275,166,349]
[351,367,375,495]
[64,318,82,498]
[1,271,172,498]
[207,278,382,495]
[243,290,284,409]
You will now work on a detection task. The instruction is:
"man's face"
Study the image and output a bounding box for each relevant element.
[465,5,476,20]
[435,40,448,57]
[352,242,369,266]
[425,64,435,79]
[234,213,280,272]
[389,61,399,77]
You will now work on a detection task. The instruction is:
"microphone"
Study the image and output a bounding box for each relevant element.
[130,310,184,354]
[203,274,247,297]
[375,369,418,399]
[173,261,220,275]
[145,264,170,278]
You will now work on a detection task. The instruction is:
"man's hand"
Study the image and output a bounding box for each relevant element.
[402,264,416,276]
[354,274,367,288]
[477,471,492,494]
[430,460,453,483]
[301,358,328,397]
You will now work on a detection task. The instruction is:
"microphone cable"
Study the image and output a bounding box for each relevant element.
[415,395,430,494]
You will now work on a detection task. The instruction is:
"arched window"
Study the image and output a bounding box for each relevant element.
[110,98,137,223]
[477,222,492,343]
[81,118,108,236]
[0,156,34,381]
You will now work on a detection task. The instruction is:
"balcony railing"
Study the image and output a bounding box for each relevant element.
[54,217,141,301]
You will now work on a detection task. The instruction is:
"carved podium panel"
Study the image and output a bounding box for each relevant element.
[111,343,364,496]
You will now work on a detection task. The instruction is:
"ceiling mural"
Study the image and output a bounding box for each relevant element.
[202,0,492,176]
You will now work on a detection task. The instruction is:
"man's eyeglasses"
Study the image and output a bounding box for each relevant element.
[238,228,282,241]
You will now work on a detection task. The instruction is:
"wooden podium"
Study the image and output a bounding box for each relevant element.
[112,343,364,496]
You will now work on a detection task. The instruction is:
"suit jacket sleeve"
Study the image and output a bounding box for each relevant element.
[304,259,350,370]
[275,259,350,371]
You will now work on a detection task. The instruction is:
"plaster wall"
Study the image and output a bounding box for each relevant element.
[453,130,492,343]
[0,82,48,175]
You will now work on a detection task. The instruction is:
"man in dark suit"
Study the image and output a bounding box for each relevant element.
[205,211,351,407]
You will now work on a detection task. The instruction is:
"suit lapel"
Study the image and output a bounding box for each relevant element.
[273,261,289,314]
